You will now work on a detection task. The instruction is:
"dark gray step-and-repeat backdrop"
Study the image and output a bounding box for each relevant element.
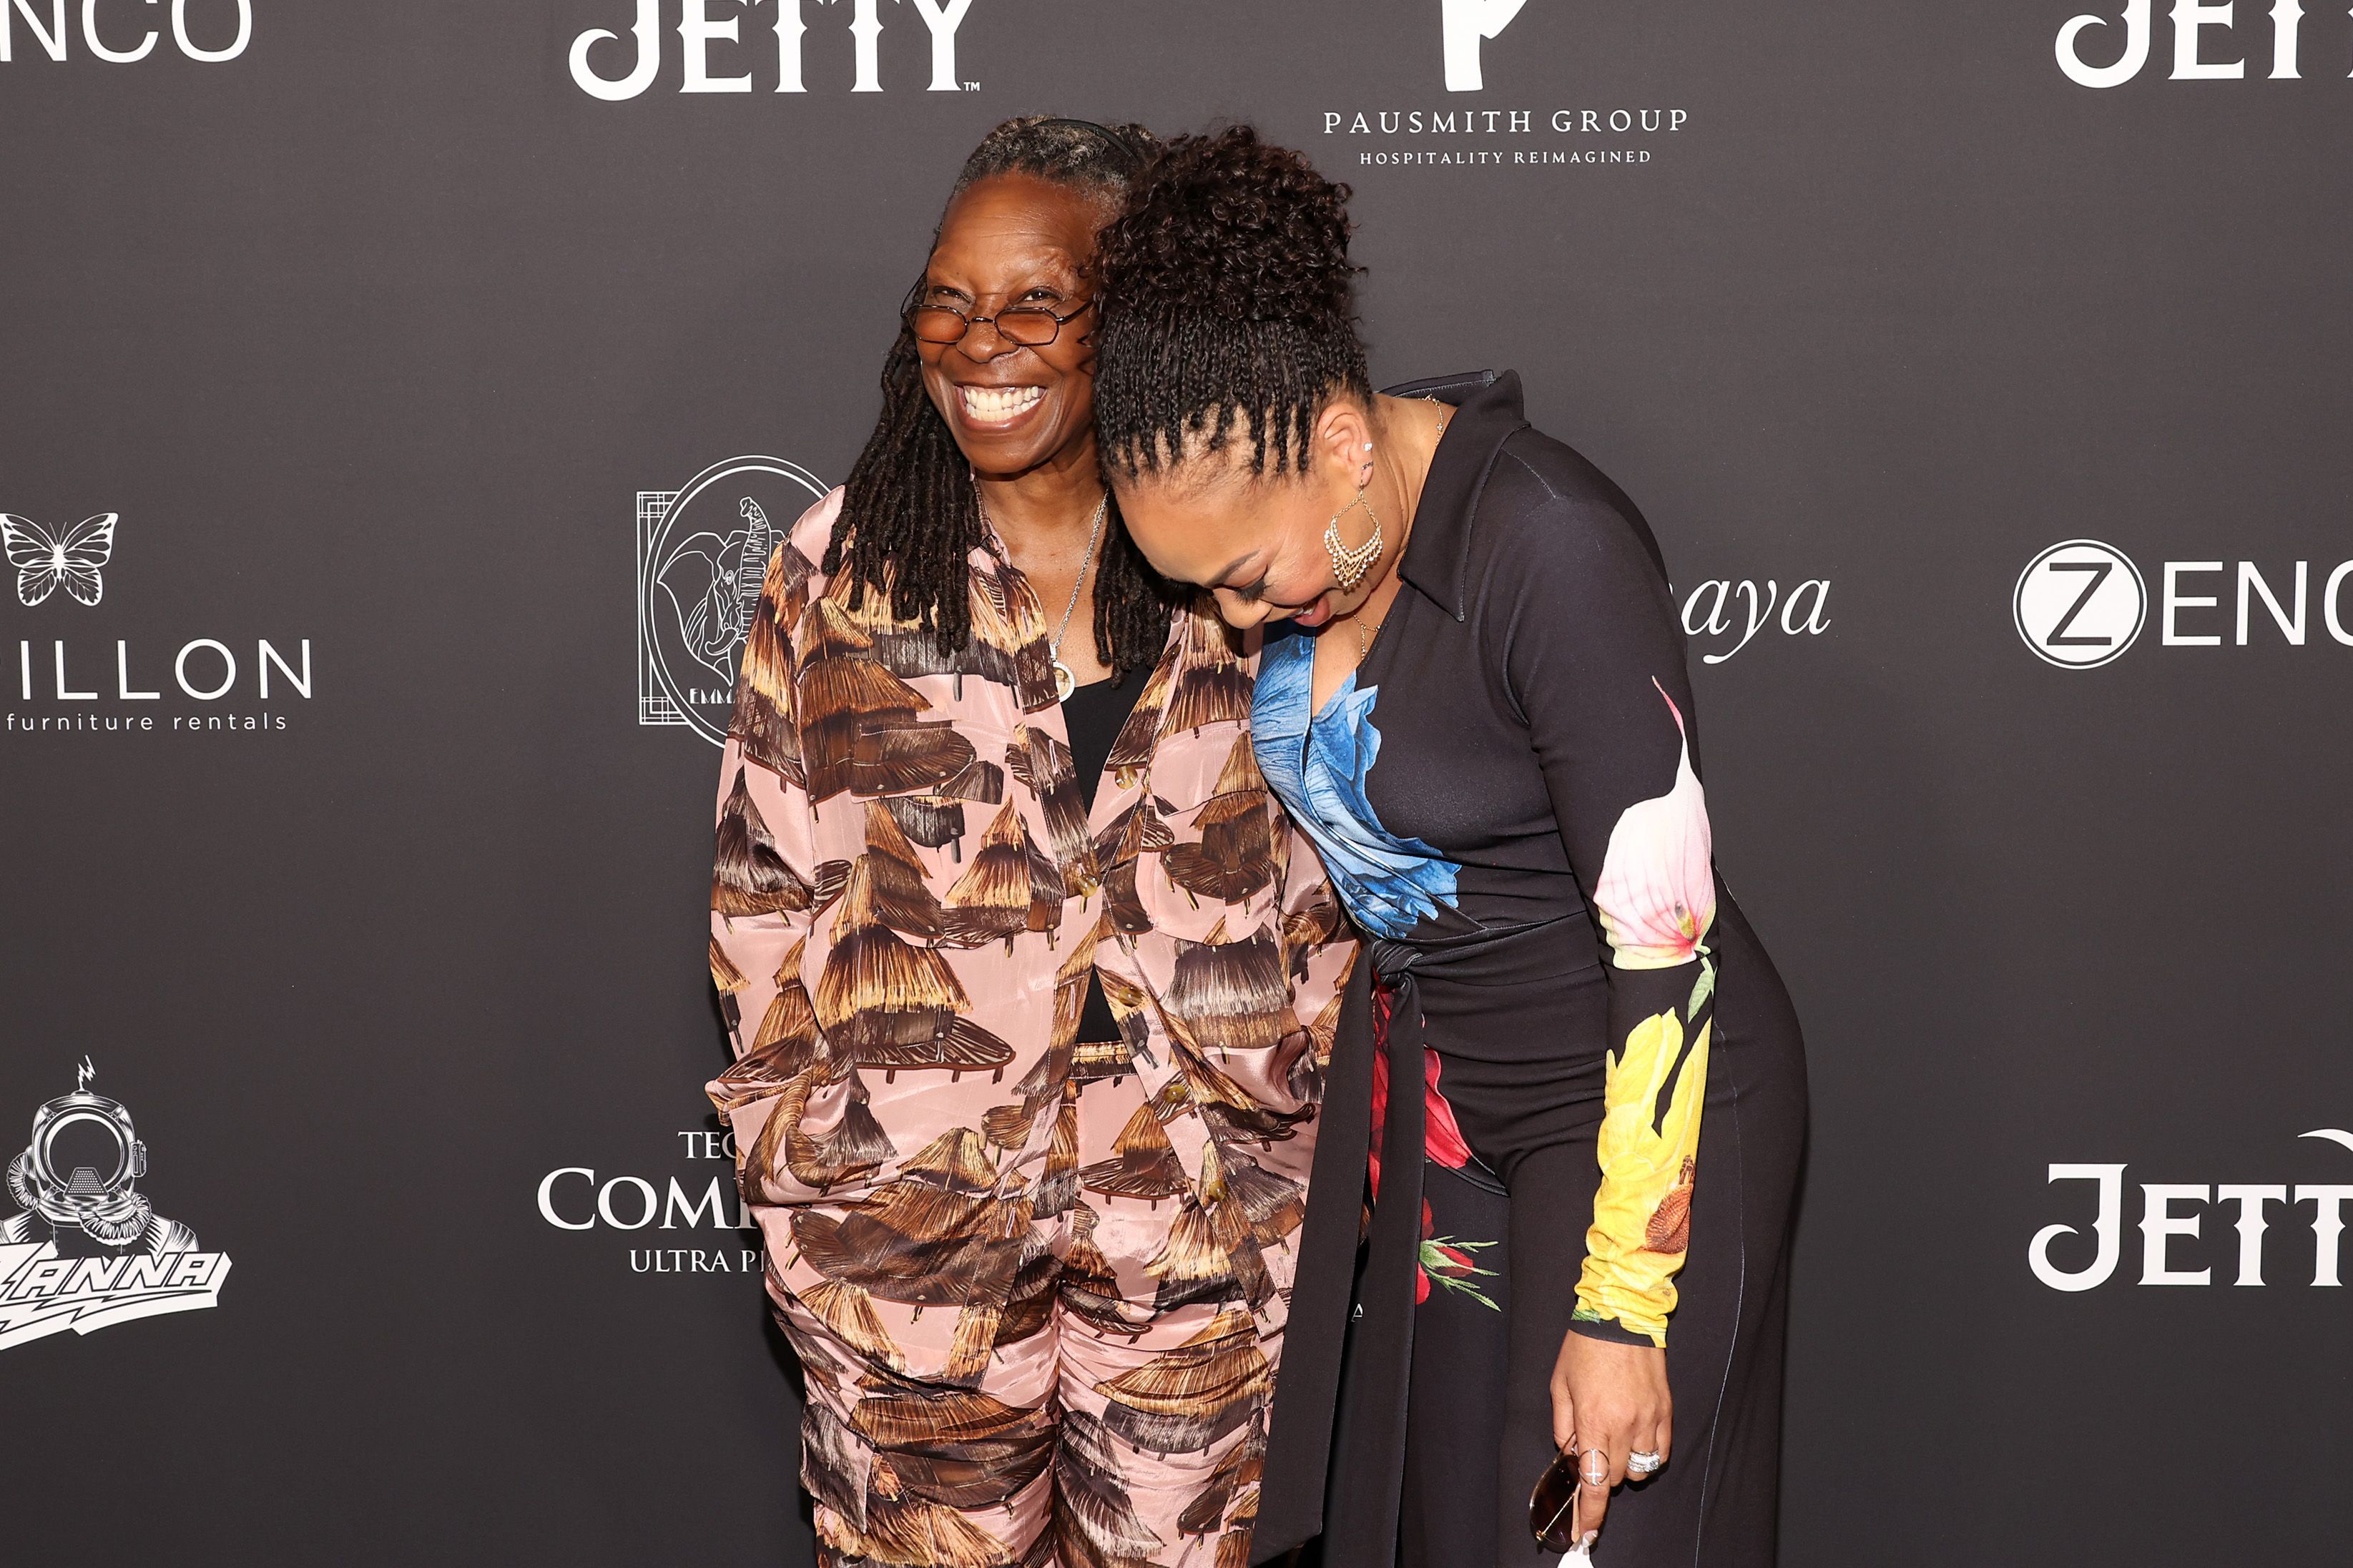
[3,2,2346,1562]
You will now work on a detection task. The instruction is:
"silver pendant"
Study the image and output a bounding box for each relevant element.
[1053,659,1076,702]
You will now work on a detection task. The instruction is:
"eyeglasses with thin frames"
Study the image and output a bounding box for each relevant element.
[904,290,1097,349]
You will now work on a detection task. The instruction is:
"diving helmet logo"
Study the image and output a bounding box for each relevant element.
[4,1057,195,1256]
[1,1060,229,1350]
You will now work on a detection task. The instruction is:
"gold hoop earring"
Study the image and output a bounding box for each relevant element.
[1325,489,1383,592]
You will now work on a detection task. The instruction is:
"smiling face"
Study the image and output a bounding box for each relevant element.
[1111,399,1377,631]
[915,172,1111,480]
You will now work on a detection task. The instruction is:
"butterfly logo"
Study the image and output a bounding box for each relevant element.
[2,513,117,608]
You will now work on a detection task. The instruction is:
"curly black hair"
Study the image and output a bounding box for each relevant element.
[826,117,1179,674]
[1093,125,1372,479]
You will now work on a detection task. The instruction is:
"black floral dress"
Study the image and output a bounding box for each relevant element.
[1253,372,1807,1567]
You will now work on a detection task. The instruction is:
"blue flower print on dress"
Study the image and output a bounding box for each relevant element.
[1251,630,1462,940]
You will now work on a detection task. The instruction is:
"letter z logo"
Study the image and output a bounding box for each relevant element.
[1442,0,1528,92]
[2014,540,2147,669]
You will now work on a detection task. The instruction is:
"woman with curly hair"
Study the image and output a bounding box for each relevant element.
[1091,127,1809,1567]
[704,117,1357,1567]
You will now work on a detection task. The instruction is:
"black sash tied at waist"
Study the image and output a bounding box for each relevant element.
[1253,915,1601,1567]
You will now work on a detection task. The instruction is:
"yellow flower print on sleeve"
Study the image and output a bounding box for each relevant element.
[1573,1007,1709,1347]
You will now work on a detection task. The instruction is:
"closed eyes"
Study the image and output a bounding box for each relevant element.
[924,283,1067,307]
[1204,551,1264,597]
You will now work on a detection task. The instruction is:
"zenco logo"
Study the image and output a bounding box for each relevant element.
[1679,576,1832,666]
[1,1060,231,1350]
[2015,538,2353,667]
[536,1127,761,1277]
[6,508,318,737]
[0,0,251,64]
[5,511,114,607]
[2056,0,2337,87]
[637,455,827,746]
[2013,539,2146,669]
[571,0,979,99]
[1442,0,1527,92]
[2030,1130,2353,1291]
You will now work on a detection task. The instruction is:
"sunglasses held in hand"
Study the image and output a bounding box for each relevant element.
[1530,1445,1593,1557]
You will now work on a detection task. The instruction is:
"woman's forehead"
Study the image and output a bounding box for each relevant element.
[1126,461,1297,548]
[935,177,1099,257]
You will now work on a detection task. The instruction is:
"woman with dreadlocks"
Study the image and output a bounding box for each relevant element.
[1091,128,1809,1567]
[704,117,1358,1568]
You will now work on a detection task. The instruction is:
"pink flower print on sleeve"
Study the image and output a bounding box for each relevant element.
[1592,679,1717,971]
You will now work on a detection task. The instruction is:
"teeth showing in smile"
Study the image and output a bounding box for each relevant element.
[960,385,1044,423]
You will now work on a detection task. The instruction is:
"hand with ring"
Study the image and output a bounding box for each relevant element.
[1548,1329,1673,1547]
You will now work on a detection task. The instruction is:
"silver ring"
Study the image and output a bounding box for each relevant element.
[1579,1449,1609,1486]
[1627,1449,1664,1476]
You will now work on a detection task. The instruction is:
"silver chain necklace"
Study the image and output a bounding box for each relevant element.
[976,478,1109,701]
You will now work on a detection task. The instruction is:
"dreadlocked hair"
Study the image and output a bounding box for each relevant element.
[1093,125,1372,480]
[826,115,1181,676]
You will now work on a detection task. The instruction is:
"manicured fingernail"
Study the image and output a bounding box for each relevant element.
[1579,1531,1598,1549]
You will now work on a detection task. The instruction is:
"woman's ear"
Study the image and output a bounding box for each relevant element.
[1313,399,1375,489]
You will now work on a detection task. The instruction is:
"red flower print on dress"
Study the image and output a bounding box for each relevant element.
[1416,1195,1498,1310]
[1421,1048,1473,1171]
[1369,980,1498,1309]
[1367,997,1473,1188]
[1367,980,1395,1200]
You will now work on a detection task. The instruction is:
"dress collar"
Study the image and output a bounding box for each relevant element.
[1383,369,1528,624]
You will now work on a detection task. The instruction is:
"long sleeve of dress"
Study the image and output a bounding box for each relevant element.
[1495,470,1717,1349]
[1277,815,1357,1113]
[705,493,836,1130]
